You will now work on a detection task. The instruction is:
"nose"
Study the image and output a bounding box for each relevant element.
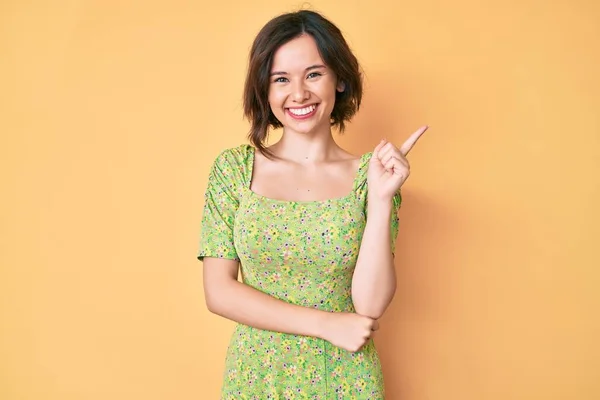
[291,80,309,103]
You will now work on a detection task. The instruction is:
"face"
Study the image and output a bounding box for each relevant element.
[268,34,344,135]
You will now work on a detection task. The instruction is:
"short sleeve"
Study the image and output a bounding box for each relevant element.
[197,146,250,261]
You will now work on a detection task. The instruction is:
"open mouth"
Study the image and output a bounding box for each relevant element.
[287,104,318,119]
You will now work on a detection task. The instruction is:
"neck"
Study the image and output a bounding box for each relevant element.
[272,127,341,163]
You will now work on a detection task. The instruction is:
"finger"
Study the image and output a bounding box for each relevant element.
[385,160,409,177]
[384,157,408,173]
[372,320,380,331]
[382,150,407,164]
[383,154,409,171]
[400,125,428,156]
[383,156,396,171]
[380,144,408,166]
[377,142,395,161]
[372,139,387,159]
[370,330,378,341]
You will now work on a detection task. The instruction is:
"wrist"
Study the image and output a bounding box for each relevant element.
[311,310,331,339]
[367,196,393,218]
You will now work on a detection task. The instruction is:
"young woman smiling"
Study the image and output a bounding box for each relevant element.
[198,9,427,399]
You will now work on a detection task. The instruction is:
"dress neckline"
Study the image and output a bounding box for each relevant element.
[244,145,371,205]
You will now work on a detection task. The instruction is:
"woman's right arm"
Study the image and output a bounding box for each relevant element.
[203,257,334,337]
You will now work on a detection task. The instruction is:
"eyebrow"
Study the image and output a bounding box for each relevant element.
[270,64,327,76]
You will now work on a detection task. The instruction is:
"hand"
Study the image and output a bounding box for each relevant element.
[319,312,379,353]
[367,126,428,201]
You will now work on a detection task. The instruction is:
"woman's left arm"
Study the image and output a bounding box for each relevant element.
[351,126,428,319]
[351,197,397,319]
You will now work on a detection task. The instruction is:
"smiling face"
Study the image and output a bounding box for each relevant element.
[268,34,344,136]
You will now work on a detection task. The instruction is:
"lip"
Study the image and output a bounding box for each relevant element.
[286,103,319,120]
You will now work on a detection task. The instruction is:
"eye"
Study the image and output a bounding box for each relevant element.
[273,77,288,83]
[307,72,322,79]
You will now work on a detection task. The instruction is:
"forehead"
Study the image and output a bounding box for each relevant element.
[271,34,325,70]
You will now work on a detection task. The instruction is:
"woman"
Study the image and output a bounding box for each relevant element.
[198,9,427,399]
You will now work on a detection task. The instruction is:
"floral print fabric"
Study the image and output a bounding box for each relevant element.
[198,144,401,399]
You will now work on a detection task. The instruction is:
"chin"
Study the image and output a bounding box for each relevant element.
[285,122,328,136]
[285,117,332,135]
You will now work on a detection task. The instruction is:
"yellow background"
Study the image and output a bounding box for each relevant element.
[1,0,599,399]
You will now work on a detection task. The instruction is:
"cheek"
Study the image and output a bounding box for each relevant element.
[317,81,338,101]
[268,86,286,107]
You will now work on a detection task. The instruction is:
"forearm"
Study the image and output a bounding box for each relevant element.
[206,278,330,338]
[351,198,397,319]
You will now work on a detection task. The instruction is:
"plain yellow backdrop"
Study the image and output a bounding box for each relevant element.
[1,0,599,399]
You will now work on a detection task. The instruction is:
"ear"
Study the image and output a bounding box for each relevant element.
[336,81,345,92]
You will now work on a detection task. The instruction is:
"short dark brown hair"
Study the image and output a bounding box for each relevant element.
[243,10,363,156]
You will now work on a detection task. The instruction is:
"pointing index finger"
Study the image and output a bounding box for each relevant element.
[400,126,428,156]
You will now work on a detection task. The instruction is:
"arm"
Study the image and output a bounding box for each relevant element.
[198,149,332,337]
[351,128,427,318]
[203,256,330,337]
[351,196,398,319]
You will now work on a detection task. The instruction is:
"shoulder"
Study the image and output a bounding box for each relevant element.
[354,151,372,183]
[208,144,254,188]
[212,144,254,166]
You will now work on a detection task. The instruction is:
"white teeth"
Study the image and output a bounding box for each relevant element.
[288,104,316,116]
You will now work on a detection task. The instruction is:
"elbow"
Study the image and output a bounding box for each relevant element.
[355,306,385,320]
[202,257,239,316]
[369,309,386,320]
[205,289,230,316]
[353,287,396,320]
[205,295,220,315]
[204,283,231,315]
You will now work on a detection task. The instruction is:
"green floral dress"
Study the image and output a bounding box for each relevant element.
[198,144,401,399]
